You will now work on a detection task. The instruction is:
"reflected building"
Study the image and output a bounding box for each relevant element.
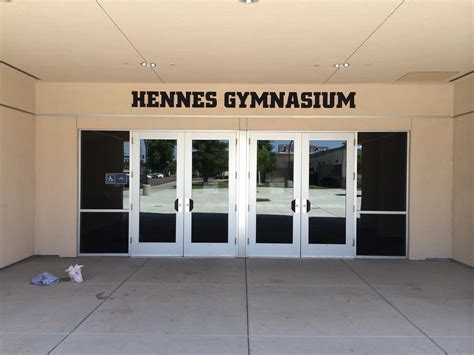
[309,144,346,188]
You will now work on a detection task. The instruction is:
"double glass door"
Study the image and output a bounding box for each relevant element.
[131,132,237,257]
[130,130,354,257]
[248,132,355,257]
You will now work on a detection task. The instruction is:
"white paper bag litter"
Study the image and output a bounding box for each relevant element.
[65,264,84,283]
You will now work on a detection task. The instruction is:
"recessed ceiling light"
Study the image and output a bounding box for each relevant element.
[239,0,258,3]
[141,62,157,68]
[334,63,350,69]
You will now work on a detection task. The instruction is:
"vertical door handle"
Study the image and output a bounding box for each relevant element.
[174,198,183,212]
[291,199,299,212]
[186,198,194,212]
[306,199,311,213]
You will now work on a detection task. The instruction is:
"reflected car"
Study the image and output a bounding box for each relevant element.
[150,173,164,178]
[124,173,147,187]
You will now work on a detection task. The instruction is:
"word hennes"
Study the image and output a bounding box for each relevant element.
[131,91,356,109]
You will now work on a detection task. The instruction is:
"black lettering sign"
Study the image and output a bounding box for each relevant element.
[130,90,356,109]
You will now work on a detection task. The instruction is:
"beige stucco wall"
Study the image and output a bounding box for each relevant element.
[452,74,473,266]
[409,117,454,260]
[0,65,36,113]
[35,115,77,257]
[0,64,36,268]
[36,82,452,118]
[0,68,464,266]
[33,82,456,260]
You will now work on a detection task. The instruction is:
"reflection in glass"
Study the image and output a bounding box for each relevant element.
[139,140,177,243]
[256,140,294,244]
[308,140,346,244]
[80,212,129,253]
[356,214,406,256]
[357,133,407,211]
[81,131,130,209]
[191,140,229,243]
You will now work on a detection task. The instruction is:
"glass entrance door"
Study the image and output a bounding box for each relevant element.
[248,133,302,257]
[131,131,237,257]
[184,132,237,256]
[301,133,356,257]
[248,132,355,258]
[131,131,354,258]
[131,132,185,256]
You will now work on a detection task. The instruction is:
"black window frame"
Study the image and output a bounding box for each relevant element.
[356,131,409,258]
[78,130,130,255]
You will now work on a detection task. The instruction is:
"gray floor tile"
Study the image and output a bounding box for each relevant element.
[247,259,365,286]
[376,286,474,337]
[433,337,474,355]
[346,260,474,290]
[75,283,247,335]
[0,334,65,355]
[1,257,471,355]
[51,334,248,355]
[0,283,117,333]
[0,256,146,285]
[249,336,445,354]
[128,258,245,284]
[248,285,422,336]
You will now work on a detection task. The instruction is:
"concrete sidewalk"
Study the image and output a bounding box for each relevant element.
[0,257,472,354]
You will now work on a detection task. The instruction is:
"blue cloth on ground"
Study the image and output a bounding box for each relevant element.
[31,272,60,286]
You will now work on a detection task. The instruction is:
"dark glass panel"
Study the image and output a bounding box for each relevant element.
[256,140,294,244]
[308,140,347,244]
[139,139,177,243]
[357,132,407,211]
[191,140,229,243]
[356,214,406,256]
[81,131,130,209]
[192,213,228,243]
[139,213,176,243]
[80,212,128,253]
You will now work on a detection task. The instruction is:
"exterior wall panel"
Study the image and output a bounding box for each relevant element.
[29,81,457,260]
[35,115,77,257]
[0,108,36,268]
[452,75,473,266]
[409,118,453,260]
[0,63,36,268]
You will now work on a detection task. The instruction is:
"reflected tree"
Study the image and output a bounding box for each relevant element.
[257,141,276,184]
[193,140,228,183]
[145,141,176,175]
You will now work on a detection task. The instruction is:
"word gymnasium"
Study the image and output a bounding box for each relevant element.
[131,91,356,109]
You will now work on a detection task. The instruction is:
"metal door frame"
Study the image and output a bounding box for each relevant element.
[247,132,302,257]
[183,131,238,257]
[130,131,185,256]
[300,132,356,257]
